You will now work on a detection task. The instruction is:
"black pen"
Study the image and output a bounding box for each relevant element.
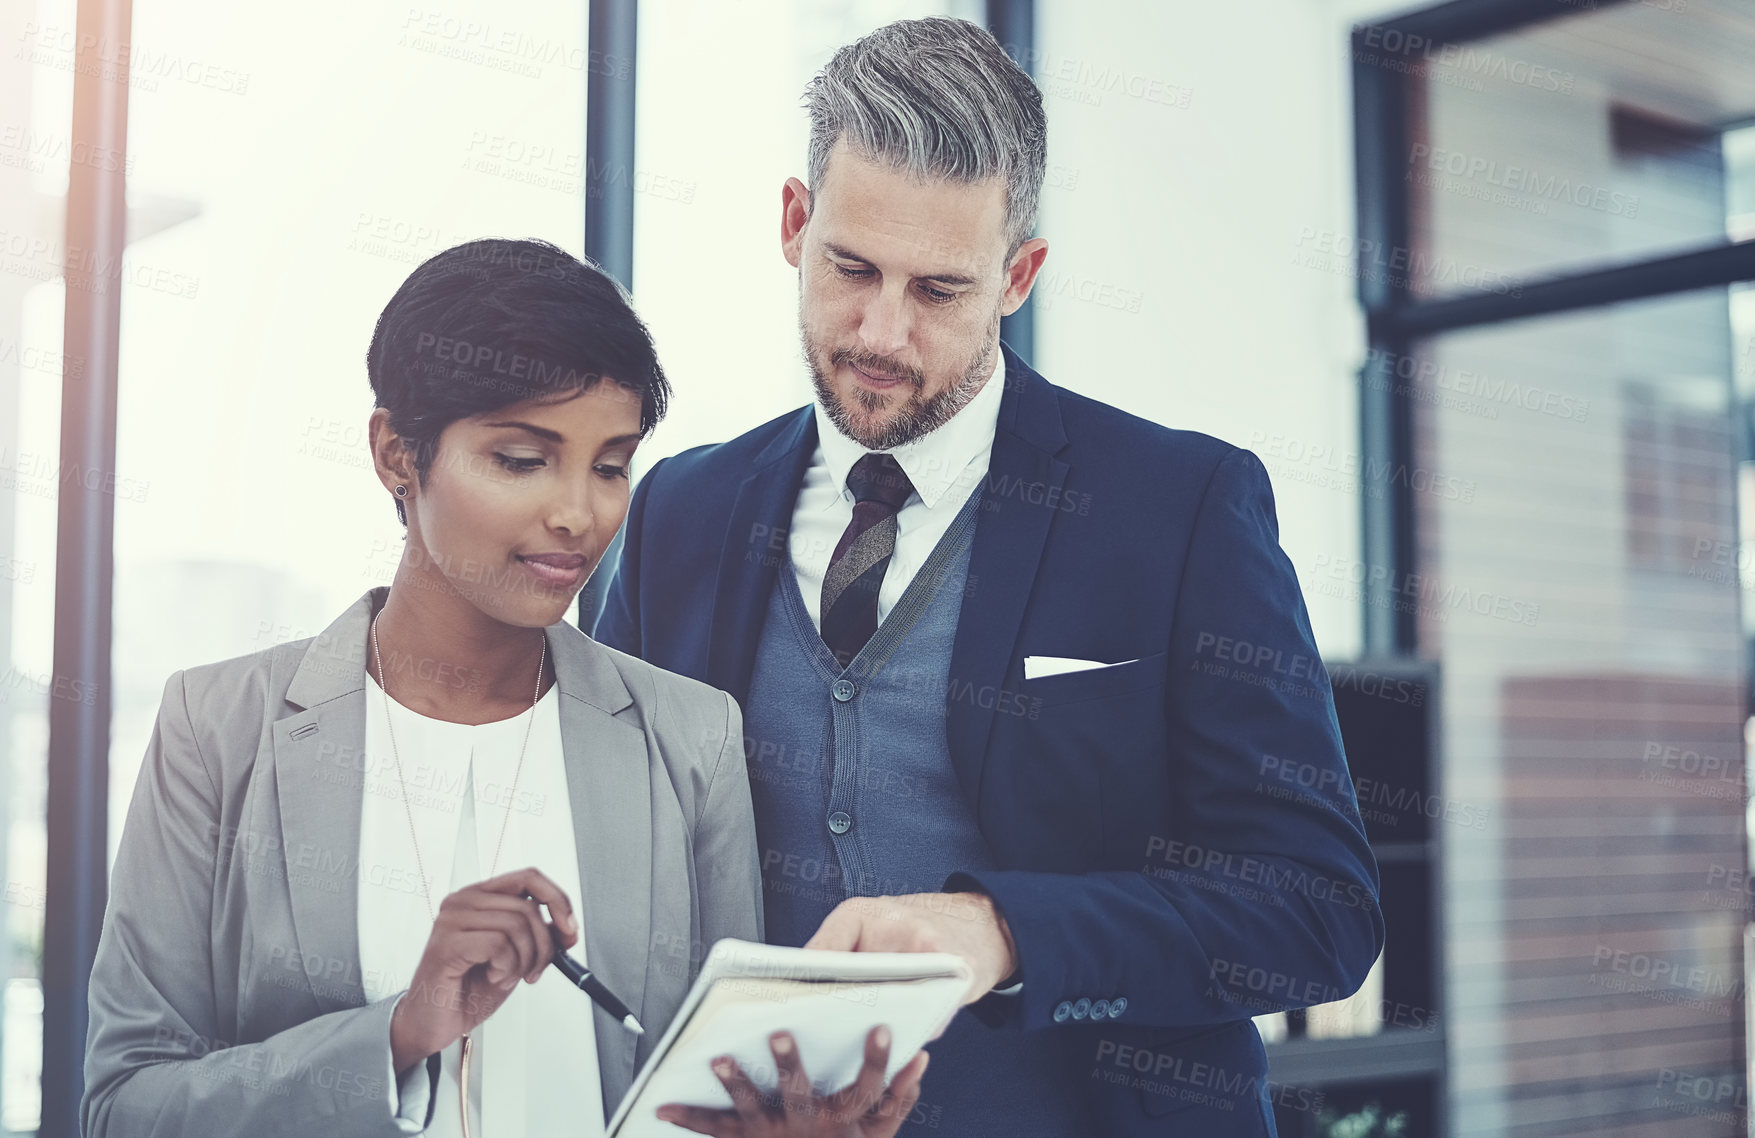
[523,893,644,1035]
[551,943,645,1035]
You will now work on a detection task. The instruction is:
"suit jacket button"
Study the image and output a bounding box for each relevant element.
[832,679,856,702]
[1090,999,1110,1019]
[1053,1001,1073,1023]
[1108,997,1128,1018]
[827,811,852,835]
[1071,998,1091,1020]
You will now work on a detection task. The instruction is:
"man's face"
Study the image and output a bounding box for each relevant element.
[783,139,1043,450]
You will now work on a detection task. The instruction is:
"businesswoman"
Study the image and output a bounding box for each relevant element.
[82,238,925,1138]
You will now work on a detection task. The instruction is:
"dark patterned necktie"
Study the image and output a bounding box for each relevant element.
[820,452,916,668]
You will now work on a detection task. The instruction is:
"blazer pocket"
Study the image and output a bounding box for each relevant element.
[1022,650,1168,709]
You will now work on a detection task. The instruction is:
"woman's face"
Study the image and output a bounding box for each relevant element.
[395,381,645,628]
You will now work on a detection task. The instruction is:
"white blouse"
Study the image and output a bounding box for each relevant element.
[357,670,605,1137]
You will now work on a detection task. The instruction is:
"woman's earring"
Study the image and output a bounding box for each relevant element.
[394,484,408,498]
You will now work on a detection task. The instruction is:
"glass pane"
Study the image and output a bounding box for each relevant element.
[110,0,587,863]
[1403,0,1755,298]
[630,0,970,470]
[1412,287,1745,1135]
[1038,0,1364,657]
[2,0,78,1126]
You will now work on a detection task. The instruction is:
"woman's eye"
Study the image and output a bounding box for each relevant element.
[594,464,630,480]
[495,454,544,473]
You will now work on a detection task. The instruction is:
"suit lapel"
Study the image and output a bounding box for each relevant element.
[945,346,1069,810]
[706,407,818,708]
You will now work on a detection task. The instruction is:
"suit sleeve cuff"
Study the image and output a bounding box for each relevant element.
[943,871,1030,1027]
[387,991,441,1132]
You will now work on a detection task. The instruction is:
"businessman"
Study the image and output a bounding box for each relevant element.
[598,17,1383,1137]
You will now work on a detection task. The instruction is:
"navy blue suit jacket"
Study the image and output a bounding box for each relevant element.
[596,345,1384,1135]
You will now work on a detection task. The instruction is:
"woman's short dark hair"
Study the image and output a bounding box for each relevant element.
[367,237,670,525]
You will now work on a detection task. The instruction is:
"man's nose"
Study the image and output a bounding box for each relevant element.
[857,283,913,357]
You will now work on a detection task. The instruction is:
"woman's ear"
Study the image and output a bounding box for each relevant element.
[369,407,414,490]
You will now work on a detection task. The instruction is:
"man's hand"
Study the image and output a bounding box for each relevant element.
[803,893,1017,1004]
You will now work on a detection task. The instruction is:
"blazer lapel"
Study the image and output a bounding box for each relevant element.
[946,345,1070,810]
[706,407,818,709]
[547,625,651,1101]
[274,587,380,1016]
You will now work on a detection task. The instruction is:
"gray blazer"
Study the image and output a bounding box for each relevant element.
[82,585,762,1137]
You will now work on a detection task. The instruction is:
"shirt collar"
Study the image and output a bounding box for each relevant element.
[812,346,1006,512]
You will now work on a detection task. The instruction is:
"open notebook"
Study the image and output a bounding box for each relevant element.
[607,939,972,1137]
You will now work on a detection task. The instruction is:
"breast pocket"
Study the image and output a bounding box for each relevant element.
[1022,650,1169,709]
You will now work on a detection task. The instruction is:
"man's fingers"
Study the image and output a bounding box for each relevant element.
[802,900,866,951]
[654,1104,741,1137]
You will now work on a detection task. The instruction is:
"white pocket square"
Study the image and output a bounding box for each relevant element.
[1024,655,1139,680]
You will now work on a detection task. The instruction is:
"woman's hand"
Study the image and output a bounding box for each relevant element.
[388,866,578,1074]
[655,1026,929,1138]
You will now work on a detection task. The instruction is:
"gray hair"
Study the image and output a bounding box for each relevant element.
[804,16,1047,260]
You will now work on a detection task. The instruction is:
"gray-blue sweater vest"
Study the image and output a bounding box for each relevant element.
[743,488,1086,1134]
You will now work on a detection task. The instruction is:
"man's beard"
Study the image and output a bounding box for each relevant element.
[803,321,998,451]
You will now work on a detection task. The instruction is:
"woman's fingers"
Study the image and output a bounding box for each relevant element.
[711,1055,771,1129]
[477,867,577,943]
[658,1035,927,1138]
[872,1050,928,1134]
[440,930,518,985]
[889,1050,928,1098]
[769,1031,814,1122]
[438,908,542,984]
[837,1025,892,1121]
[470,891,557,983]
[653,1103,743,1137]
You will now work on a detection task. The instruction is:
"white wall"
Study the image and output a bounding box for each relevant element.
[1034,0,1418,659]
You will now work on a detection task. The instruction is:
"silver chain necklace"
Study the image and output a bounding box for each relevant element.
[370,607,547,1138]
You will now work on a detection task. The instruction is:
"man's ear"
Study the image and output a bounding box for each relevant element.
[1000,237,1049,317]
[781,177,811,268]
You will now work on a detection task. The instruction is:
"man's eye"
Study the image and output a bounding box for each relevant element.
[920,285,955,303]
[496,454,544,472]
[834,263,874,279]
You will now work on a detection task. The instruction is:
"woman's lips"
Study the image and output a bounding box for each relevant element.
[517,554,586,589]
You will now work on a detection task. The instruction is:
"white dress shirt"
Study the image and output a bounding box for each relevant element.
[789,347,1006,631]
[788,348,1023,997]
[358,672,605,1137]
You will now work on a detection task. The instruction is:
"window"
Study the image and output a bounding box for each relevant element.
[1345,2,1755,1133]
